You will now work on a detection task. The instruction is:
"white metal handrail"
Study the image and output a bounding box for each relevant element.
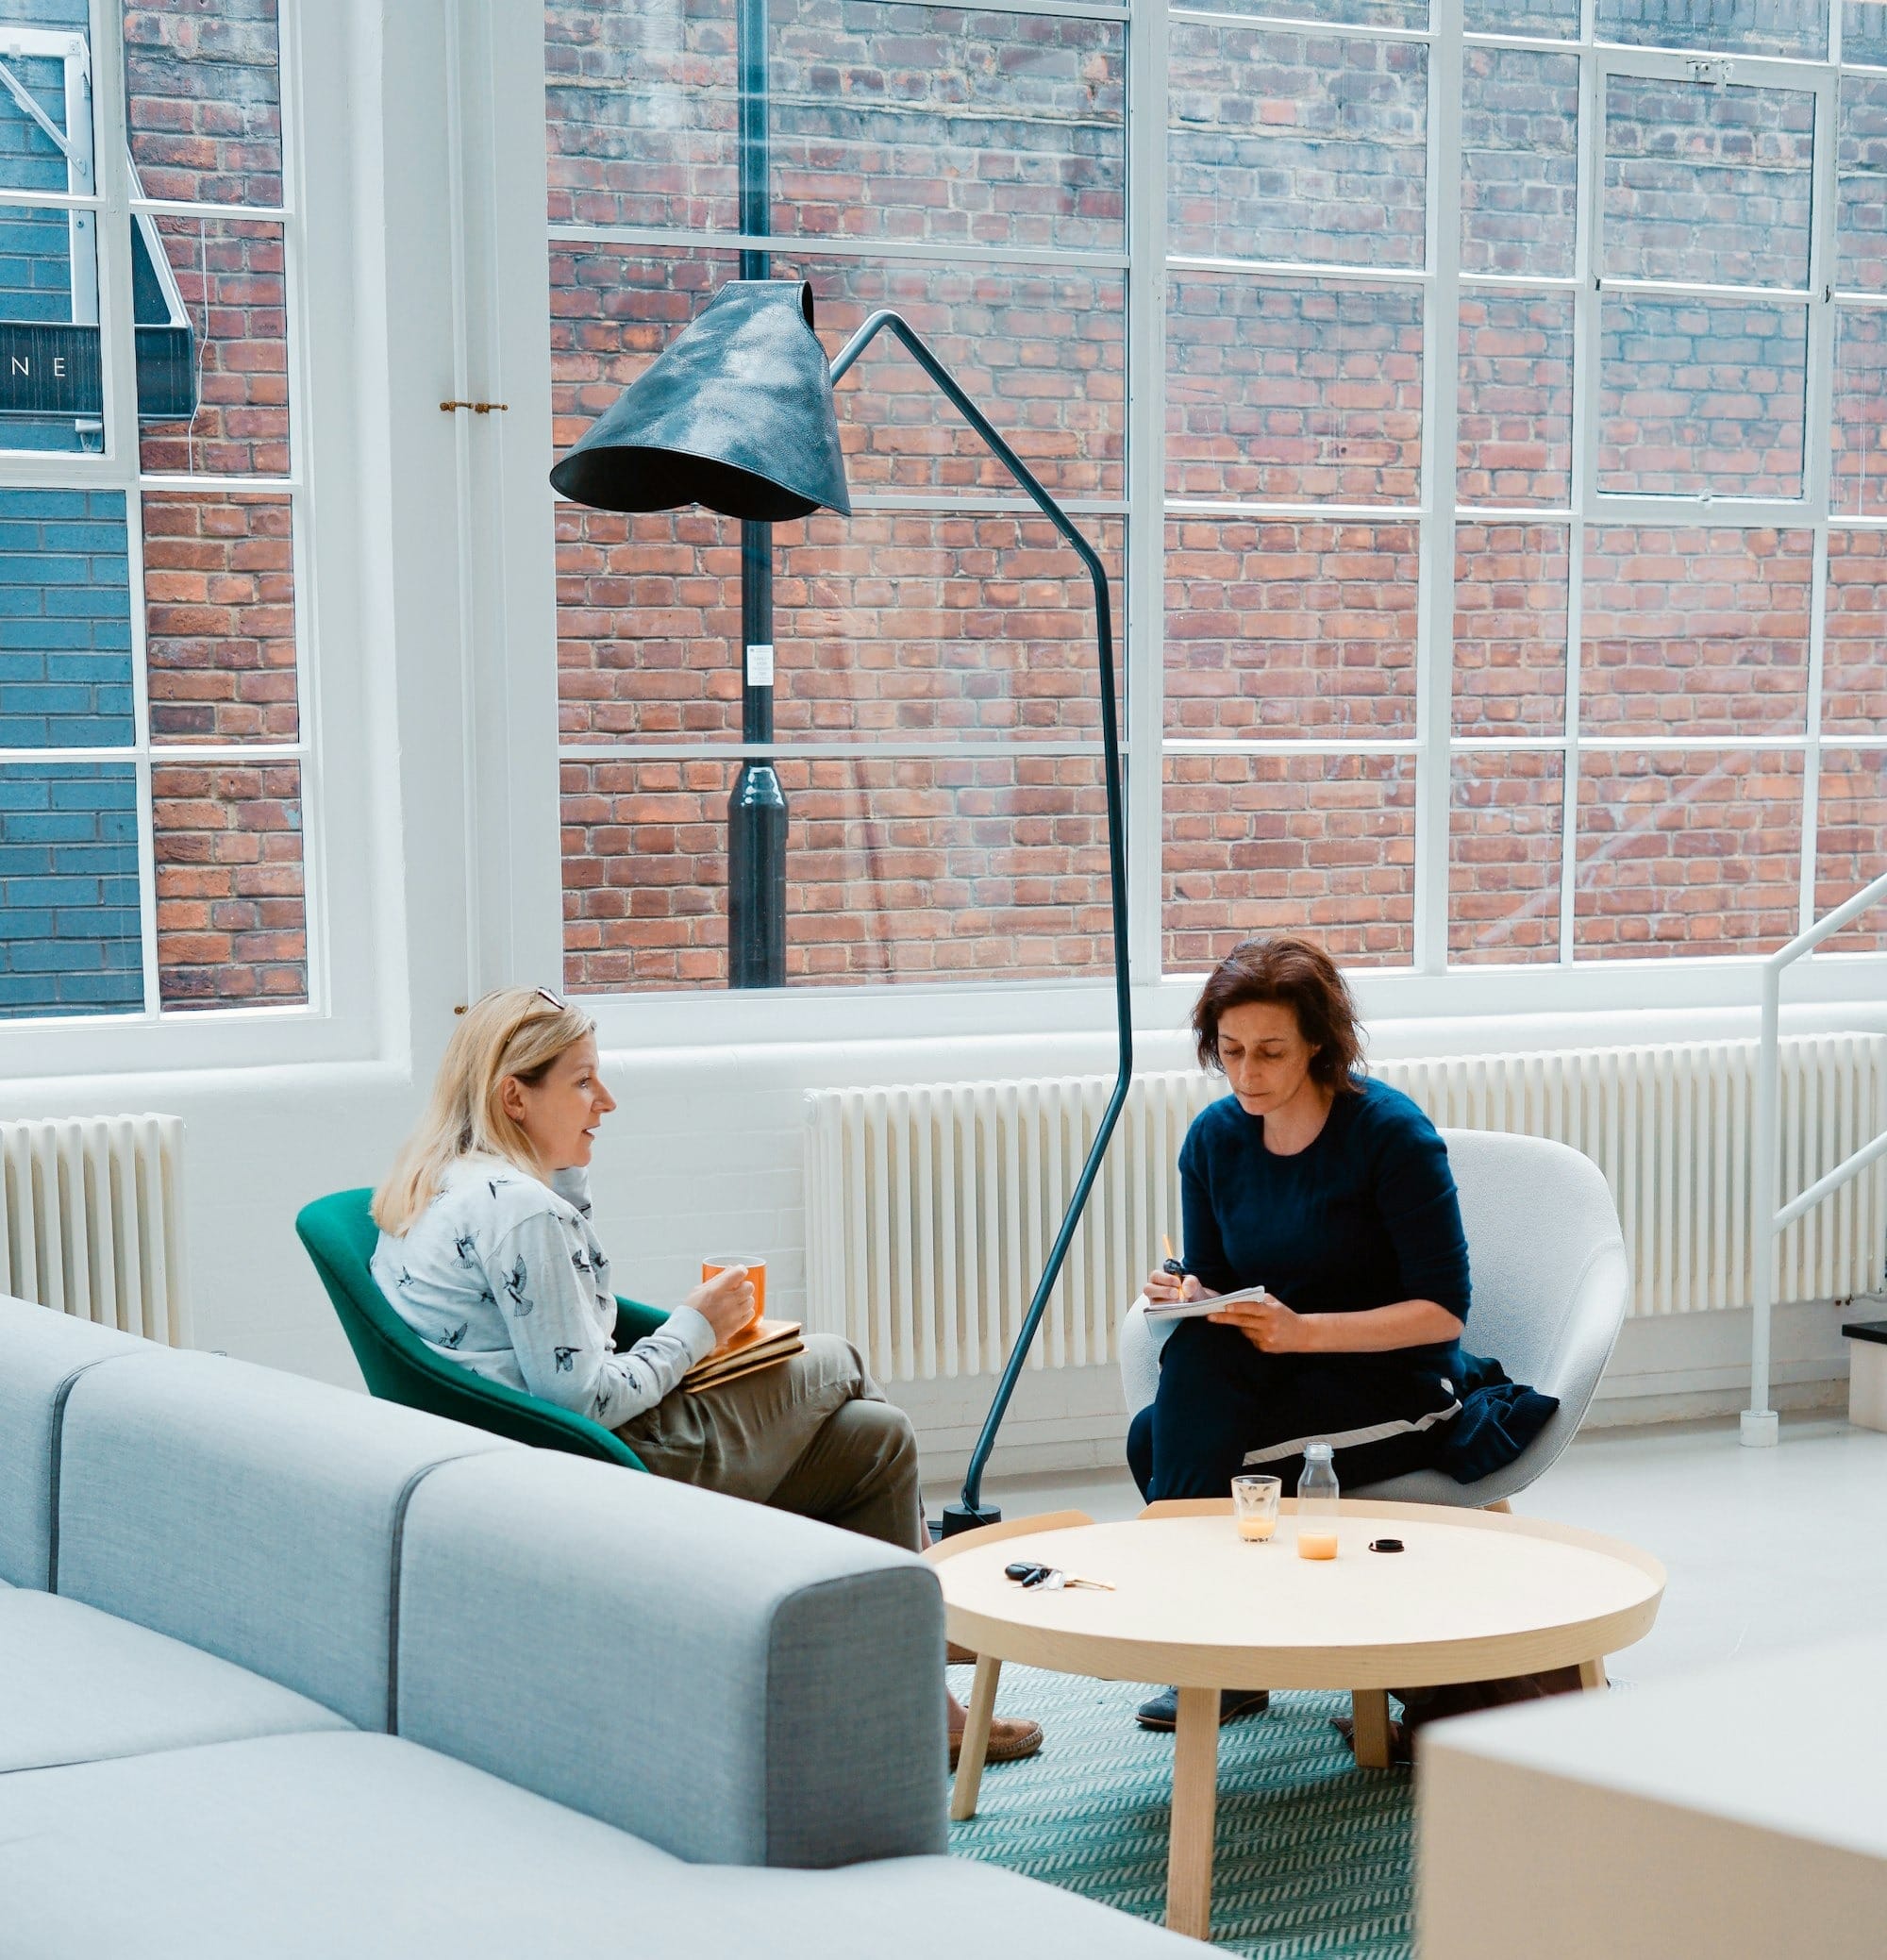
[1743,868,1887,1448]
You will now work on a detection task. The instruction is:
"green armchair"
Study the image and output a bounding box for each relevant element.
[295,1187,666,1471]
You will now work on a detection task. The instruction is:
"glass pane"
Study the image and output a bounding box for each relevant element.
[1597,297,1808,498]
[1464,0,1578,33]
[136,216,288,476]
[1453,521,1569,739]
[1815,750,1887,951]
[123,0,284,207]
[545,0,737,230]
[1838,75,1887,296]
[143,494,296,742]
[1604,77,1814,290]
[1164,518,1419,737]
[0,204,102,456]
[1181,0,1428,25]
[1461,48,1578,281]
[1168,24,1428,269]
[1457,290,1573,508]
[1580,527,1812,739]
[561,753,1115,991]
[1162,751,1415,971]
[1831,306,1887,517]
[550,244,1123,503]
[151,756,307,1007]
[1449,750,1563,964]
[1595,0,1828,60]
[0,17,89,197]
[0,488,131,748]
[1848,0,1887,68]
[0,761,142,1017]
[1165,277,1423,503]
[770,0,1125,253]
[556,509,1121,746]
[1574,748,1802,957]
[1823,529,1887,734]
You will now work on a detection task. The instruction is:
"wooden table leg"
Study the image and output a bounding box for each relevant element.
[950,1654,1002,1822]
[1351,1688,1394,1770]
[1579,1656,1609,1691]
[1167,1686,1219,1942]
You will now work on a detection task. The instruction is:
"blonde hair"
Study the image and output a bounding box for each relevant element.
[372,986,597,1235]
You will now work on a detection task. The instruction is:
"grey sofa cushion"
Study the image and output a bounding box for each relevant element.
[0,1297,145,1589]
[396,1449,947,1868]
[0,1732,1195,1959]
[0,1588,352,1771]
[55,1349,518,1731]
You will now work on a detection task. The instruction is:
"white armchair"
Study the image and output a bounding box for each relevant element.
[1118,1129,1629,1507]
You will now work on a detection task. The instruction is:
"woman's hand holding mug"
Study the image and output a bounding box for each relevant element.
[688,1265,758,1348]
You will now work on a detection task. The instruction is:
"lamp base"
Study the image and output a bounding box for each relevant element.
[937,1501,1004,1539]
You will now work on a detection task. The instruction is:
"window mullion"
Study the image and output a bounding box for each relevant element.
[1416,0,1463,974]
[1127,0,1169,987]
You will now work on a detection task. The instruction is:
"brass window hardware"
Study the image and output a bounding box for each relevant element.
[439,400,509,414]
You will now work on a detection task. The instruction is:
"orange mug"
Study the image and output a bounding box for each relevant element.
[700,1255,765,1330]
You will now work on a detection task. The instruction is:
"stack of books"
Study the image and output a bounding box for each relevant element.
[682,1316,804,1394]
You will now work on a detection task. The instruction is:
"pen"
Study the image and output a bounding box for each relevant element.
[1161,1231,1187,1279]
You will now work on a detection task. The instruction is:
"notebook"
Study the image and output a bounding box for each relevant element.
[1143,1282,1269,1321]
[682,1316,804,1394]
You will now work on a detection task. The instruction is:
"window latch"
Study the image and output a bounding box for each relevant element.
[440,400,509,414]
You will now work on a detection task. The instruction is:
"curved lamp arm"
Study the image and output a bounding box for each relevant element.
[829,310,1133,1530]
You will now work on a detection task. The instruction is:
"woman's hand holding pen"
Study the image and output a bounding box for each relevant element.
[1144,1265,1211,1306]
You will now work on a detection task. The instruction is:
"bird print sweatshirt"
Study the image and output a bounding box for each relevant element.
[372,1155,716,1428]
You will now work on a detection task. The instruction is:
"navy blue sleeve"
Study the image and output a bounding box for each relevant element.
[1368,1097,1472,1324]
[1177,1114,1236,1295]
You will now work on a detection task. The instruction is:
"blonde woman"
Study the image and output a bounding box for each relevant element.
[372,986,1041,1766]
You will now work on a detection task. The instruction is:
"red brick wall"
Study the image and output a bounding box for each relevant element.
[122,5,305,1010]
[546,5,1887,993]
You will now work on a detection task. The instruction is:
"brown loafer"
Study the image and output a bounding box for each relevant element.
[945,1640,977,1666]
[948,1713,1044,1769]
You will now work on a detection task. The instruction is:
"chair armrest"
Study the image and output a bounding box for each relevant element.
[613,1295,671,1348]
[396,1450,947,1868]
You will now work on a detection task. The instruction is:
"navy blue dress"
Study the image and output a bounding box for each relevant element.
[1128,1077,1473,1500]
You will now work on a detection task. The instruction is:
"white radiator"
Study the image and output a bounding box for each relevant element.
[804,1039,1887,1382]
[0,1115,190,1345]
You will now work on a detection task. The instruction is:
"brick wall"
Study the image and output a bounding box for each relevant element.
[0,762,142,1015]
[550,5,1887,992]
[0,490,132,749]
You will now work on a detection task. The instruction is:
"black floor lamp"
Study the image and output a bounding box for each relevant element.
[551,279,1132,1533]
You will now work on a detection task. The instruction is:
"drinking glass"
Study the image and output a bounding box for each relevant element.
[1230,1473,1282,1543]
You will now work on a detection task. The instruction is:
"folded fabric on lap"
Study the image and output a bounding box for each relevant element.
[1438,1350,1559,1483]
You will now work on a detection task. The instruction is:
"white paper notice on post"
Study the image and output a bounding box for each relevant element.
[745,643,776,687]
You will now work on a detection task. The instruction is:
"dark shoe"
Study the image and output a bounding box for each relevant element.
[1135,1686,1270,1732]
[945,1640,977,1667]
[1329,1712,1413,1767]
[949,1712,1044,1769]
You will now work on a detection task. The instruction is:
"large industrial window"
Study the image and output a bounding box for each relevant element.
[545,0,1887,997]
[0,0,309,1022]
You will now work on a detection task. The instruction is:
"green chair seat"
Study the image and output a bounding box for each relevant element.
[296,1187,662,1471]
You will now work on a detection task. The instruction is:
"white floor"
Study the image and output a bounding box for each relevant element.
[926,1412,1887,1685]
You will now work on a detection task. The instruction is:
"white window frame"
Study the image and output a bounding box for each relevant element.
[469,0,1887,1052]
[0,0,389,1079]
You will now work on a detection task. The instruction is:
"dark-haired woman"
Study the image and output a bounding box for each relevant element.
[1127,935,1471,1730]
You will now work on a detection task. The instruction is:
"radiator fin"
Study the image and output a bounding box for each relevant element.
[804,1039,1887,1382]
[0,1115,189,1345]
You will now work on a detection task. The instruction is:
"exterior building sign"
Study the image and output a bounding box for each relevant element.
[0,321,195,420]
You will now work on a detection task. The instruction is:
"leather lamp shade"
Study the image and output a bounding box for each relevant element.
[548,279,852,522]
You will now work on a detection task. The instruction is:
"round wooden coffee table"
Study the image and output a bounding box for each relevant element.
[927,1499,1664,1942]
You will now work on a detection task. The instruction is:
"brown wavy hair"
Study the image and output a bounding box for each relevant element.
[1191,936,1365,1091]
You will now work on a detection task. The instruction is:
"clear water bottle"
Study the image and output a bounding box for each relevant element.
[1296,1441,1341,1561]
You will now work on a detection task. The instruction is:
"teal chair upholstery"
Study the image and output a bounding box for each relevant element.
[296,1188,665,1471]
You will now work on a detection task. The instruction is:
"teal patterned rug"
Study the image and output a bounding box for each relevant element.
[946,1665,1413,1958]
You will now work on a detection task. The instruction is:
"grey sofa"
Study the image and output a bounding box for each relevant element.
[0,1298,1191,1959]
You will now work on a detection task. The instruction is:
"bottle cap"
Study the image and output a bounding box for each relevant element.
[1304,1441,1332,1461]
